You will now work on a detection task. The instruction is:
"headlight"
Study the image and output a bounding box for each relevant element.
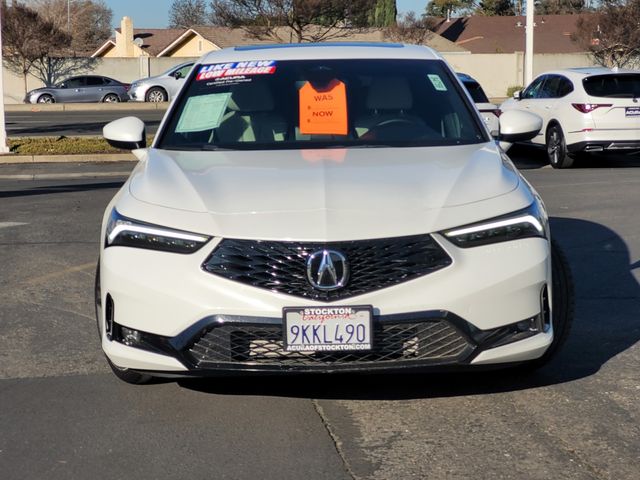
[105,209,211,254]
[442,200,548,248]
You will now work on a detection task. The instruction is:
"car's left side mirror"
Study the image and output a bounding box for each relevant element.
[174,71,183,80]
[103,116,146,150]
[496,110,542,143]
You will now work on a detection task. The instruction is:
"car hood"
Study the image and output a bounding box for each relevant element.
[125,143,525,241]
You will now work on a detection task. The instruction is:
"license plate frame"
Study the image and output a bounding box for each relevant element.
[283,305,373,352]
[625,106,640,117]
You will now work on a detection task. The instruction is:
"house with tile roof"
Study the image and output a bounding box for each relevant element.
[92,16,469,58]
[434,14,592,54]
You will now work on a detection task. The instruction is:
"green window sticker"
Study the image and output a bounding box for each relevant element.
[428,74,447,92]
[175,92,232,133]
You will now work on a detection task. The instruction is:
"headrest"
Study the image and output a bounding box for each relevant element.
[228,82,274,112]
[366,77,413,110]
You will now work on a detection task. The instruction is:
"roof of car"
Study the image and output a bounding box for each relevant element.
[542,66,640,79]
[200,43,441,64]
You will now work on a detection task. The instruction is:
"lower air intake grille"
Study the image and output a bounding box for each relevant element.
[186,320,474,368]
[201,235,452,301]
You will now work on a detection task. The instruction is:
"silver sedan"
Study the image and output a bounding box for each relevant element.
[24,76,130,104]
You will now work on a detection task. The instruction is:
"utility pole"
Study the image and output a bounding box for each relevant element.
[524,0,534,86]
[0,3,10,153]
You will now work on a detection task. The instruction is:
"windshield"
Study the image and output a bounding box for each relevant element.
[583,74,640,98]
[158,59,487,151]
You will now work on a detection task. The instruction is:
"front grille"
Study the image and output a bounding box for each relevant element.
[185,320,474,369]
[201,235,452,301]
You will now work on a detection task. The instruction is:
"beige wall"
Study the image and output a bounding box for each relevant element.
[443,52,596,98]
[2,52,597,104]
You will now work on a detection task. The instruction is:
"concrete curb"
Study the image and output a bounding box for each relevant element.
[0,153,136,164]
[5,103,168,112]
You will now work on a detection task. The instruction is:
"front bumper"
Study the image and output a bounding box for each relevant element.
[128,86,147,102]
[98,235,553,375]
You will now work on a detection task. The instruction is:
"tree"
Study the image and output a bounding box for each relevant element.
[368,0,397,27]
[2,3,71,94]
[537,0,585,14]
[30,0,112,54]
[384,12,439,44]
[425,0,475,17]
[574,0,640,68]
[210,0,376,43]
[476,0,515,15]
[170,0,210,28]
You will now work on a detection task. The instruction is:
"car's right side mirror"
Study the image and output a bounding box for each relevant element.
[513,90,521,100]
[497,110,542,145]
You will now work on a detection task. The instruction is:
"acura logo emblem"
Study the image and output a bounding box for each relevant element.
[306,249,349,291]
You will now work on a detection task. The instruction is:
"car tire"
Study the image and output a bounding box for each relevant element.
[102,93,120,103]
[95,261,154,385]
[145,87,167,103]
[37,94,54,104]
[546,124,575,169]
[519,239,575,371]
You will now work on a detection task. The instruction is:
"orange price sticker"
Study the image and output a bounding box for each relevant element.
[299,79,348,135]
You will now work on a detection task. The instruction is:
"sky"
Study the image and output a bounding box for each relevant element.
[107,0,427,29]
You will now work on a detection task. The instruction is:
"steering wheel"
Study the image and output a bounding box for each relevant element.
[361,117,426,141]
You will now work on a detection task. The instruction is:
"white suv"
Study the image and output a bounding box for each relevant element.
[501,67,640,168]
[97,43,572,384]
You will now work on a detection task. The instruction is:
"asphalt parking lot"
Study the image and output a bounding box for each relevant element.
[0,147,639,480]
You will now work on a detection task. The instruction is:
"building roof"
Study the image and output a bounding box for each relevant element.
[435,14,592,54]
[95,21,469,58]
[160,25,468,56]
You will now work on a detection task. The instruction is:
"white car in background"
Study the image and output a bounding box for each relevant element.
[97,43,572,384]
[128,61,194,102]
[501,67,640,168]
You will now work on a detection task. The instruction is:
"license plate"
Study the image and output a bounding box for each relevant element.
[283,305,372,352]
[625,107,640,117]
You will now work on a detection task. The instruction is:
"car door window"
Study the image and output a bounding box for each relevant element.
[86,77,104,87]
[174,65,193,79]
[64,78,85,88]
[521,76,546,99]
[539,75,562,99]
[558,77,574,97]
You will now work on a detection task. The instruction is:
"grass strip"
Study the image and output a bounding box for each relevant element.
[7,136,154,155]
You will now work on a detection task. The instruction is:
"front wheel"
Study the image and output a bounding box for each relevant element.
[521,240,575,370]
[546,124,575,169]
[37,94,54,104]
[145,87,167,103]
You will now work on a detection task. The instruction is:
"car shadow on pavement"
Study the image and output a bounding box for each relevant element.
[509,144,640,170]
[180,216,640,400]
[0,181,124,198]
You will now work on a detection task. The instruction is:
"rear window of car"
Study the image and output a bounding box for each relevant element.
[461,81,490,103]
[157,58,488,151]
[583,74,640,98]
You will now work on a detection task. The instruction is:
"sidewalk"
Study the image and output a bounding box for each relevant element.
[0,161,136,180]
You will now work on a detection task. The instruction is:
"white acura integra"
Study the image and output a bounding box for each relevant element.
[97,43,573,384]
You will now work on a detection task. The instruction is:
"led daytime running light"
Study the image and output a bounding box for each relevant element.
[445,214,544,238]
[107,222,208,245]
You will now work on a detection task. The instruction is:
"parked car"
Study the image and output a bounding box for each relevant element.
[97,43,572,384]
[24,76,129,104]
[501,67,640,168]
[457,72,501,134]
[128,62,194,102]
